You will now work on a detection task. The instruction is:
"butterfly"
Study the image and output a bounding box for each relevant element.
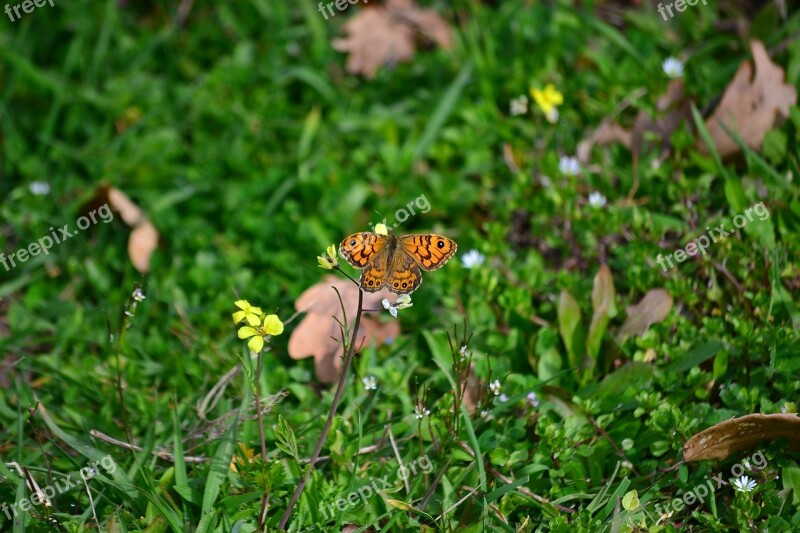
[339,229,457,294]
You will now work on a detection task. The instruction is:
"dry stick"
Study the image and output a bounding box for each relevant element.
[278,287,364,530]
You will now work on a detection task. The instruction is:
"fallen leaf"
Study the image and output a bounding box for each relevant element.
[93,185,159,274]
[700,40,797,158]
[617,289,673,341]
[683,413,800,462]
[128,221,159,274]
[332,0,452,78]
[288,275,399,383]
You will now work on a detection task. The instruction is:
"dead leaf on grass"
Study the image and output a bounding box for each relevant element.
[700,40,797,158]
[94,185,159,274]
[332,0,452,78]
[617,289,673,341]
[683,413,800,462]
[288,275,399,383]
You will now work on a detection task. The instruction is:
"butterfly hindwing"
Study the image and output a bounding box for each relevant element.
[385,252,422,294]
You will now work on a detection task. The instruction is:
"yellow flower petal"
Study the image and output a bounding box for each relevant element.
[543,84,563,105]
[250,307,263,315]
[326,244,336,257]
[262,314,284,336]
[232,310,246,323]
[238,326,258,339]
[246,313,262,326]
[234,300,251,310]
[375,223,388,236]
[247,335,265,353]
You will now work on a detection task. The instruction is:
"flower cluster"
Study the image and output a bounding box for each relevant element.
[232,300,284,353]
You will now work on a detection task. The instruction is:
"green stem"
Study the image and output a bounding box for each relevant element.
[278,287,364,530]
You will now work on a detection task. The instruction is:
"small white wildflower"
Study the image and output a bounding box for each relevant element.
[732,476,757,492]
[29,181,51,195]
[539,175,552,187]
[132,288,146,302]
[383,295,412,318]
[459,345,471,359]
[526,391,540,408]
[662,57,684,79]
[558,156,581,176]
[509,95,528,116]
[382,298,398,318]
[489,379,501,396]
[461,249,485,269]
[588,191,607,208]
[414,405,430,419]
[498,393,508,403]
[362,375,377,391]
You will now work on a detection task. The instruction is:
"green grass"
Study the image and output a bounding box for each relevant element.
[2,0,800,531]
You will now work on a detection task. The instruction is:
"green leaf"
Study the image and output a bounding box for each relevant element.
[274,414,299,459]
[666,340,724,373]
[585,265,617,381]
[782,466,800,505]
[557,289,582,369]
[622,489,640,511]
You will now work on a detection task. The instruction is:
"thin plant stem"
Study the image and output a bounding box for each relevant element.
[278,285,364,530]
[254,351,269,531]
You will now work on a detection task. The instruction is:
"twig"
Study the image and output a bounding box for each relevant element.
[89,429,208,463]
[278,286,365,530]
[254,351,269,531]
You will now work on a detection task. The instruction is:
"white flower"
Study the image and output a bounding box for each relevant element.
[383,295,412,319]
[489,379,501,396]
[414,405,430,419]
[509,95,528,116]
[382,299,398,318]
[461,250,485,269]
[29,181,51,195]
[732,476,757,492]
[459,345,471,359]
[362,375,377,391]
[132,287,146,302]
[539,175,552,187]
[662,57,684,79]
[558,156,581,176]
[498,393,508,403]
[526,391,540,408]
[588,191,607,208]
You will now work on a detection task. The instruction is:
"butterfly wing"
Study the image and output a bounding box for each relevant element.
[399,234,458,271]
[384,252,423,294]
[339,232,386,268]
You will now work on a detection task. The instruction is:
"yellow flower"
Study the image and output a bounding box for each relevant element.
[317,244,339,270]
[232,300,263,326]
[238,314,284,353]
[530,84,563,124]
[375,223,388,236]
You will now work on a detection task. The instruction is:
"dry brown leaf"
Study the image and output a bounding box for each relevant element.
[701,40,797,158]
[683,413,800,462]
[288,275,400,383]
[93,185,159,274]
[128,221,159,274]
[461,363,483,414]
[331,0,452,78]
[107,187,144,226]
[617,289,673,341]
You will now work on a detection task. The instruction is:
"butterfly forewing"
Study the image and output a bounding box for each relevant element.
[339,232,386,268]
[399,234,457,271]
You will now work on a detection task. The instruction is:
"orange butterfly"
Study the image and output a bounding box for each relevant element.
[339,229,457,294]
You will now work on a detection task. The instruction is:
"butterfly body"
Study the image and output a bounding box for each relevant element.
[339,230,457,294]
